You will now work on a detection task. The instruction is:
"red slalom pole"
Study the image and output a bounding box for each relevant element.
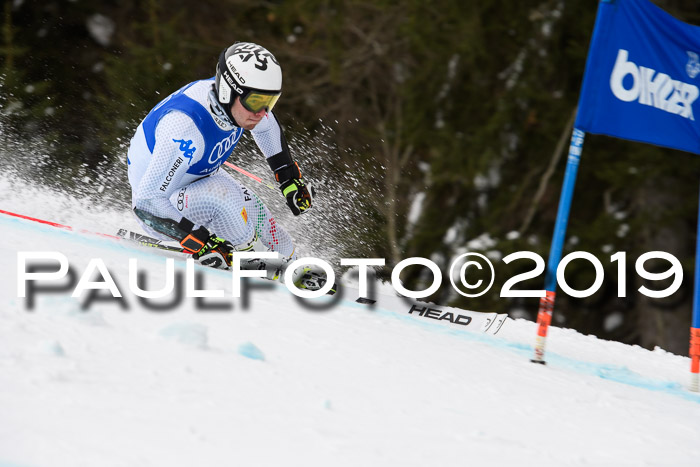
[691,328,700,392]
[533,291,556,363]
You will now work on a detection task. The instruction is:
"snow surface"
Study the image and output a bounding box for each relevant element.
[1,177,700,467]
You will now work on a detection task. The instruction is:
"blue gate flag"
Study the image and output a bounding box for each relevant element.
[575,0,700,155]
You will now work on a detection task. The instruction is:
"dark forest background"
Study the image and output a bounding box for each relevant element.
[2,0,700,355]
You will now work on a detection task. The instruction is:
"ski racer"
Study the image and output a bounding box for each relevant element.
[127,42,315,283]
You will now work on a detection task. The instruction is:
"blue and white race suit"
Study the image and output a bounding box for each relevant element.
[127,78,294,257]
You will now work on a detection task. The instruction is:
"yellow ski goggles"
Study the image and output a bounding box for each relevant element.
[240,90,281,114]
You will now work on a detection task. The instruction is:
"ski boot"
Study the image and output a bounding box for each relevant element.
[292,266,336,294]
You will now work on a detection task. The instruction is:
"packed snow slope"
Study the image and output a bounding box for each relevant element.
[1,177,699,467]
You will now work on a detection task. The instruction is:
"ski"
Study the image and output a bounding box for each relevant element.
[114,227,506,333]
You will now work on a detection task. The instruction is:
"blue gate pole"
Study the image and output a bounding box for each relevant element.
[689,183,700,391]
[532,128,586,364]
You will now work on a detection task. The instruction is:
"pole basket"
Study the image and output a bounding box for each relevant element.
[531,290,556,364]
[691,327,700,392]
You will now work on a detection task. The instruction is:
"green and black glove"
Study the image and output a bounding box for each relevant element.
[270,160,313,216]
[280,176,313,216]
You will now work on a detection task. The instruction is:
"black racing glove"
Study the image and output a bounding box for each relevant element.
[180,226,233,269]
[280,177,314,216]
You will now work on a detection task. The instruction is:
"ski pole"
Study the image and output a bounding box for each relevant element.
[0,208,186,253]
[0,209,121,239]
[224,161,276,191]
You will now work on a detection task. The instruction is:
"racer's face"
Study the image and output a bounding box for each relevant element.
[231,97,266,130]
